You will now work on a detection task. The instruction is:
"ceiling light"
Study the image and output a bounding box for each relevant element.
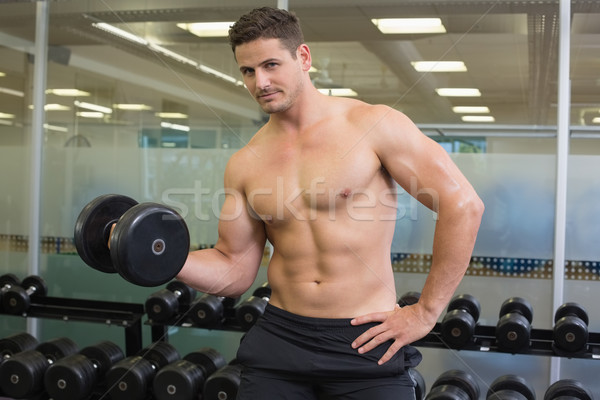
[76,111,104,118]
[114,104,153,111]
[0,72,5,77]
[161,121,190,132]
[0,119,12,126]
[28,104,71,111]
[92,22,148,45]
[177,22,233,38]
[452,106,490,113]
[318,88,358,97]
[155,112,188,119]
[593,117,600,124]
[0,112,15,118]
[46,89,90,96]
[149,43,199,67]
[43,124,68,132]
[372,18,446,34]
[412,61,467,72]
[0,87,24,97]
[436,88,481,97]
[462,115,495,122]
[74,100,112,114]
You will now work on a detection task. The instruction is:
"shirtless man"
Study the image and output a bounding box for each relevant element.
[176,7,484,399]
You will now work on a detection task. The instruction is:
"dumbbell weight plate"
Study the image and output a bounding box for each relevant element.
[555,302,589,325]
[543,379,593,400]
[430,369,480,400]
[487,374,535,400]
[203,364,243,400]
[74,194,139,273]
[44,353,97,400]
[0,273,20,289]
[110,203,190,287]
[183,348,226,377]
[0,349,49,398]
[80,341,125,377]
[166,280,197,306]
[398,291,421,307]
[36,337,79,362]
[153,359,203,400]
[499,297,533,323]
[0,332,38,358]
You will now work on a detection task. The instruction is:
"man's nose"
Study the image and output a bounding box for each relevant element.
[255,70,270,90]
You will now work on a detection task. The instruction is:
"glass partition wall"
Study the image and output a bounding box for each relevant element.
[0,0,598,396]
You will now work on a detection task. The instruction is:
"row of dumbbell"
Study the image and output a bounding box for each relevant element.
[423,369,593,400]
[0,332,240,400]
[0,273,48,315]
[399,292,592,355]
[146,281,271,330]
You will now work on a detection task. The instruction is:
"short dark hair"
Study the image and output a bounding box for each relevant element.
[228,7,304,58]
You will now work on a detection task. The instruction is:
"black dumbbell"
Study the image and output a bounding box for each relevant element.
[0,337,78,398]
[425,369,480,400]
[0,274,21,311]
[189,294,239,328]
[153,347,227,400]
[106,341,180,400]
[398,291,421,307]
[2,275,48,315]
[544,379,593,400]
[74,194,190,287]
[440,294,481,348]
[496,297,533,353]
[203,360,243,400]
[0,332,39,365]
[409,368,426,400]
[44,340,124,400]
[145,281,197,323]
[236,282,271,330]
[552,302,589,355]
[486,374,536,400]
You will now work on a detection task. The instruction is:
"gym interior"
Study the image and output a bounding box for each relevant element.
[0,0,599,399]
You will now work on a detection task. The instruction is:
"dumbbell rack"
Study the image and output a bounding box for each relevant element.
[0,296,145,356]
[147,315,600,362]
[413,323,600,360]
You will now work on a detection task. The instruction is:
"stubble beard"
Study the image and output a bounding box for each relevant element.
[259,76,304,115]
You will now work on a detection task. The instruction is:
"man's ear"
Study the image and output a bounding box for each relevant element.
[297,44,312,72]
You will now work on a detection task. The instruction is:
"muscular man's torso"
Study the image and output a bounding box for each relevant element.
[234,101,399,318]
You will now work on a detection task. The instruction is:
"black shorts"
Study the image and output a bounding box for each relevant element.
[235,304,423,400]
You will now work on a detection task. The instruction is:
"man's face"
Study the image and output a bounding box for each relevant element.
[235,38,305,114]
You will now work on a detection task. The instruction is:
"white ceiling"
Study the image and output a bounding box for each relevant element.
[0,0,599,128]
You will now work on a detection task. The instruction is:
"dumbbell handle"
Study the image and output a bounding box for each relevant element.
[1,283,14,292]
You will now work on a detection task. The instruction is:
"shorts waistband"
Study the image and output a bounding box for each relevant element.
[263,303,354,329]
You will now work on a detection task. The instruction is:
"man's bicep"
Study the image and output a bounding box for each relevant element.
[215,187,266,267]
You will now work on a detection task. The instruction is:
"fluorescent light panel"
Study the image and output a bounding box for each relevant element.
[92,22,148,45]
[0,87,24,97]
[28,104,71,111]
[46,89,90,96]
[0,112,15,118]
[114,104,152,111]
[452,106,490,113]
[593,117,600,124]
[436,88,481,97]
[412,61,466,72]
[161,121,190,132]
[43,124,68,132]
[74,100,112,114]
[156,112,188,119]
[372,18,446,34]
[462,115,495,122]
[0,72,5,77]
[177,22,233,38]
[318,88,358,97]
[76,111,104,118]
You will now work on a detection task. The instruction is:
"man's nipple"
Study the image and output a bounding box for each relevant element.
[339,188,352,199]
